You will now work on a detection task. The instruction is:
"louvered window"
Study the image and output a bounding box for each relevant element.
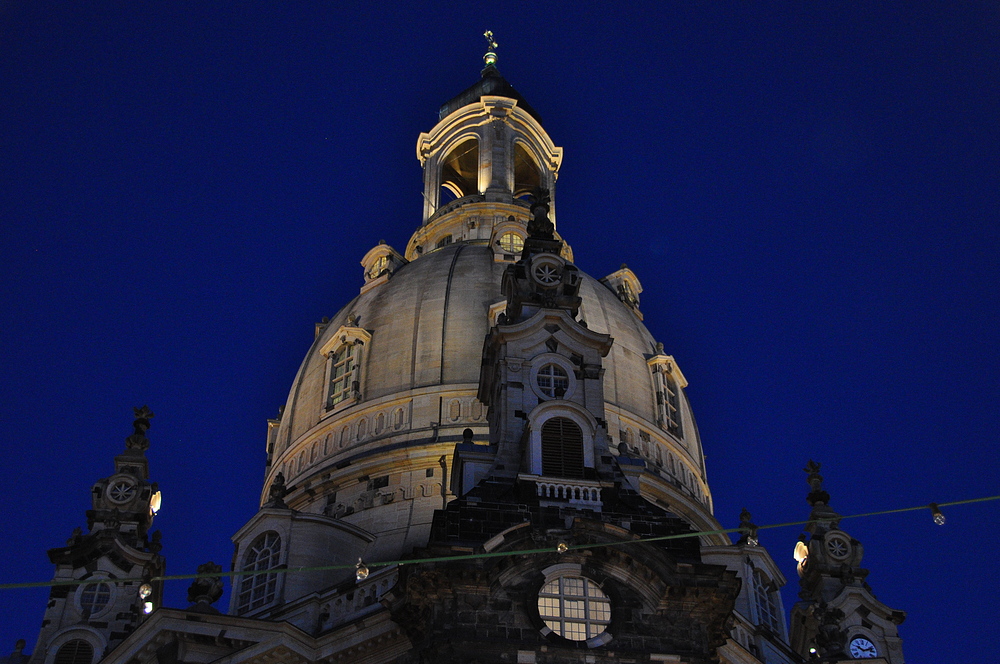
[54,640,93,664]
[541,417,584,478]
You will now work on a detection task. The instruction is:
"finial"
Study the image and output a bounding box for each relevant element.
[526,187,554,240]
[738,508,759,546]
[483,30,498,67]
[265,472,288,508]
[186,561,224,613]
[125,406,154,451]
[804,460,830,506]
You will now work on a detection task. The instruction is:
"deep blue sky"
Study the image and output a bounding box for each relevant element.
[2,3,997,661]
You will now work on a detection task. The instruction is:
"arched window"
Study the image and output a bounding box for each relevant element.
[753,569,781,632]
[513,142,542,199]
[439,138,479,202]
[541,417,584,478]
[237,532,281,613]
[54,640,94,664]
[435,234,453,249]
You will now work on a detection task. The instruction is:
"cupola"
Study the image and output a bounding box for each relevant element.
[405,42,564,261]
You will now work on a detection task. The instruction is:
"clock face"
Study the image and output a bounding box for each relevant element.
[108,480,136,503]
[849,637,878,658]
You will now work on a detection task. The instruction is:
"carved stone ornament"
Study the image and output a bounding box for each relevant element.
[125,405,154,451]
[187,561,225,610]
[265,472,289,508]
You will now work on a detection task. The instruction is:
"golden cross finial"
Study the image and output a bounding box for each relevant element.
[483,30,498,66]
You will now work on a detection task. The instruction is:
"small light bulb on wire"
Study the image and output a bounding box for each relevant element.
[556,542,568,554]
[143,601,153,614]
[355,558,369,582]
[929,503,946,526]
[138,583,152,600]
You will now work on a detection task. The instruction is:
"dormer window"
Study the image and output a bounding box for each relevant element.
[327,346,355,408]
[663,374,681,436]
[319,322,371,414]
[367,255,389,279]
[360,243,405,292]
[436,234,453,249]
[648,352,688,439]
[600,265,644,319]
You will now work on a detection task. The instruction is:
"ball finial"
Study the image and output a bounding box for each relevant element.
[483,30,498,66]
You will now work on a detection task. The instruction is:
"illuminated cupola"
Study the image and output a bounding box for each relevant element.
[406,36,566,261]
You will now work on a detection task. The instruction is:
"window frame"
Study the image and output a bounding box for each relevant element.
[525,401,597,478]
[319,324,372,416]
[236,531,282,614]
[751,569,781,633]
[499,231,525,254]
[76,577,114,618]
[647,354,687,439]
[535,563,613,648]
[527,354,577,402]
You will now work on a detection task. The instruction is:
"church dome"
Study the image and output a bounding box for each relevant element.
[264,241,714,550]
[250,65,718,586]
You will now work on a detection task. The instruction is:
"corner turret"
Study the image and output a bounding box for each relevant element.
[28,408,165,664]
[789,462,906,663]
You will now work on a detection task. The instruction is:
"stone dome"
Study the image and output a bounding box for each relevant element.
[264,239,714,553]
[253,75,718,571]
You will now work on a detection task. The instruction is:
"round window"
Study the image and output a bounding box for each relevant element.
[538,575,611,641]
[107,480,136,503]
[79,581,113,615]
[533,262,561,285]
[537,364,568,398]
[499,232,524,253]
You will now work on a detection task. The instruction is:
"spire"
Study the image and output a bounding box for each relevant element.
[803,459,840,536]
[790,462,907,662]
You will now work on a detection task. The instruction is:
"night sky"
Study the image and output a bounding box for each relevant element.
[2,3,997,661]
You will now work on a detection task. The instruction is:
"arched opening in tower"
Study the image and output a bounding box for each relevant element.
[439,137,479,203]
[513,142,542,200]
